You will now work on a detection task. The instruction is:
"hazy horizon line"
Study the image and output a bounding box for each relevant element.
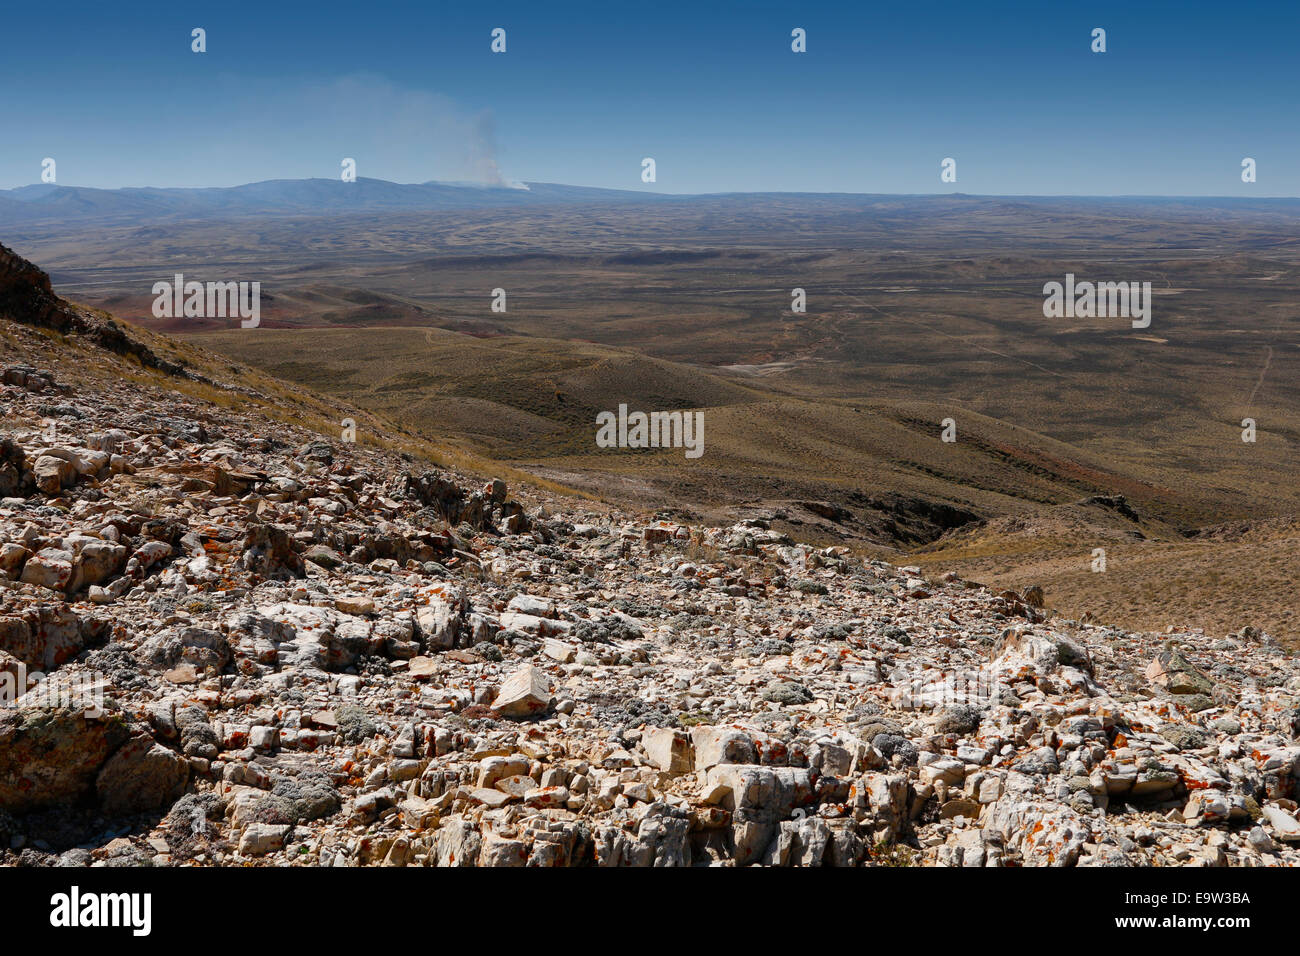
[4,178,1300,202]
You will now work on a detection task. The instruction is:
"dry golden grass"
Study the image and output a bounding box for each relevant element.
[913,517,1300,647]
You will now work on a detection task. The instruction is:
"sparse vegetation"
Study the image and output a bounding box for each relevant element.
[18,195,1300,647]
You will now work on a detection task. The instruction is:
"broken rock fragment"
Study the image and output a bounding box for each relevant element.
[492,663,553,718]
[1146,646,1214,696]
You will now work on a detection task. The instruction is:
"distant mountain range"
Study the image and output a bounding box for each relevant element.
[0,178,680,224]
[4,178,1300,227]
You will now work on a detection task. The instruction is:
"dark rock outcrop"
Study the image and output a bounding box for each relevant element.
[0,240,184,375]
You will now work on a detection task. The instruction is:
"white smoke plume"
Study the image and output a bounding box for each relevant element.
[243,73,526,187]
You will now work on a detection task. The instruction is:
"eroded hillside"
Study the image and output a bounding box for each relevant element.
[2,244,1299,867]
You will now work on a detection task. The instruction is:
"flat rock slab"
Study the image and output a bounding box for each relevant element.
[408,656,437,679]
[466,788,512,809]
[1263,805,1300,842]
[336,596,376,616]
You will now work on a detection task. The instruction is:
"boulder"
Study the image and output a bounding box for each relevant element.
[19,548,75,591]
[239,523,304,579]
[0,705,131,813]
[239,823,290,856]
[95,735,190,815]
[491,664,552,718]
[139,626,232,674]
[642,727,694,773]
[32,454,76,494]
[416,587,467,651]
[0,606,106,670]
[1146,647,1214,696]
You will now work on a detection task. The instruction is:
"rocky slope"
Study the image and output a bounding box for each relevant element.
[1,243,1298,867]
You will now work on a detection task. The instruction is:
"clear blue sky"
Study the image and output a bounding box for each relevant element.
[2,0,1296,195]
